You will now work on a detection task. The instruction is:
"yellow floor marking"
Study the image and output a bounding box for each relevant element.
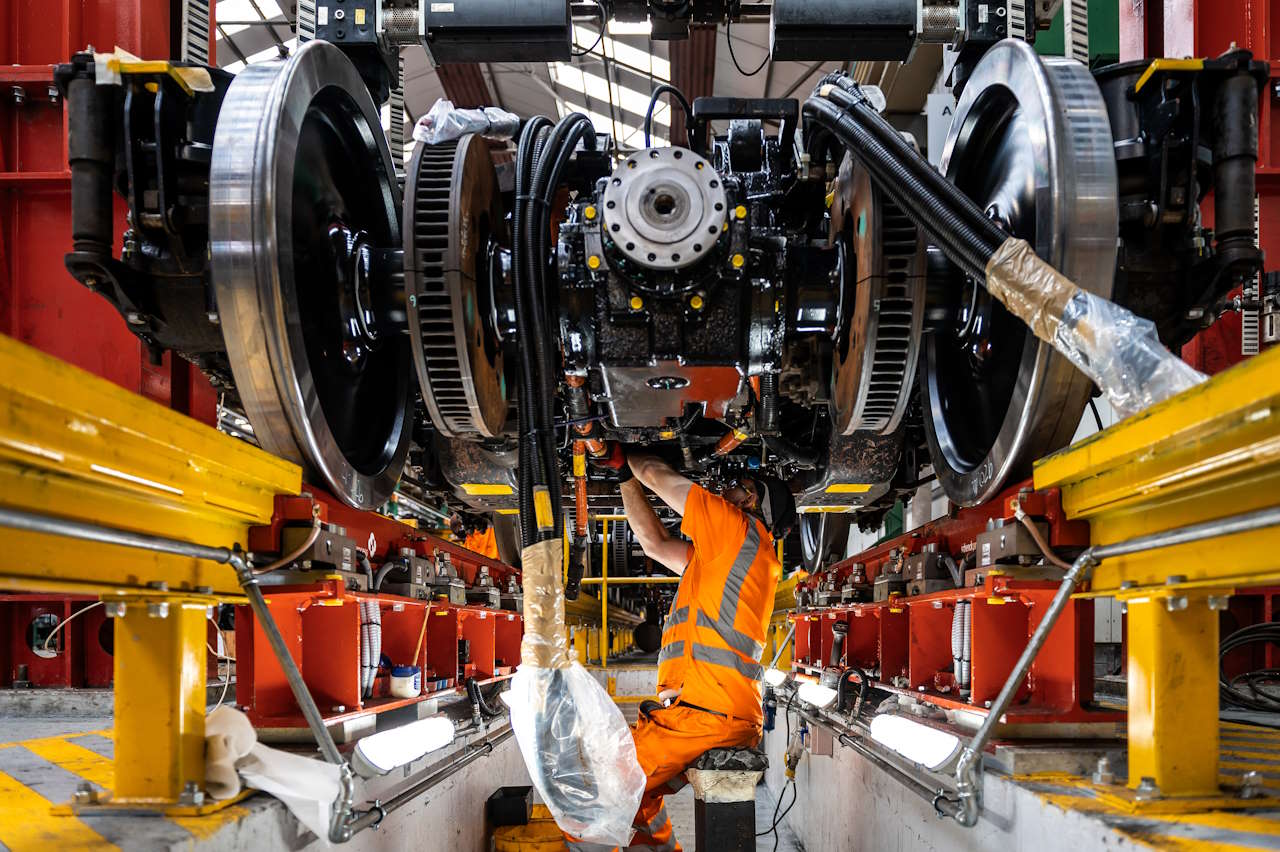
[170,806,254,840]
[22,737,114,789]
[1154,812,1280,835]
[0,768,117,850]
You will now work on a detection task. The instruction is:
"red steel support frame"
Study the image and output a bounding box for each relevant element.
[1122,0,1280,373]
[0,0,216,420]
[792,482,1116,728]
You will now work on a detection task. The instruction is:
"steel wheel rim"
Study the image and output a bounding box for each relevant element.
[924,41,1117,506]
[210,40,411,509]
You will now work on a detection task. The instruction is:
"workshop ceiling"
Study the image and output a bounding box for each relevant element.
[213,2,938,151]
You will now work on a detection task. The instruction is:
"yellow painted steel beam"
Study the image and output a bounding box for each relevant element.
[0,335,299,596]
[1126,591,1222,796]
[601,520,609,668]
[1035,345,1280,594]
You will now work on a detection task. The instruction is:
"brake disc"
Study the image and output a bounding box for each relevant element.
[830,155,926,436]
[403,134,509,439]
[923,40,1118,506]
[210,40,412,509]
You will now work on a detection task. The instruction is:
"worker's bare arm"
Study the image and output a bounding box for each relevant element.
[621,478,691,575]
[627,452,693,515]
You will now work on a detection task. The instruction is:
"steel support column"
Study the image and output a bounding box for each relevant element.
[111,595,211,803]
[1124,590,1223,796]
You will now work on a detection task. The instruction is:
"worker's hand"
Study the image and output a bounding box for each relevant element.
[593,441,633,482]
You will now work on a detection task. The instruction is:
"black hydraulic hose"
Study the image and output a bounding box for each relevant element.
[525,114,596,542]
[802,82,1010,282]
[644,83,694,149]
[820,79,1008,260]
[513,116,554,546]
[372,559,403,593]
[836,666,869,715]
[465,677,505,719]
[763,435,819,469]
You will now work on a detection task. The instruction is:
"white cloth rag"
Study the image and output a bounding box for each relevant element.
[205,705,342,843]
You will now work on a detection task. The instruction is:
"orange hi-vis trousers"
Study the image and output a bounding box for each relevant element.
[564,704,760,852]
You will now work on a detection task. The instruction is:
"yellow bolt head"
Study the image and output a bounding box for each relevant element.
[629,295,644,310]
[587,254,601,270]
[734,204,747,220]
[731,253,745,269]
[584,205,597,220]
[689,294,704,310]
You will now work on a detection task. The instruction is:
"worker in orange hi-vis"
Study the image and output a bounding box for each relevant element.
[450,513,499,560]
[564,443,795,852]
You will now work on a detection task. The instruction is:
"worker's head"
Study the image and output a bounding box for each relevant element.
[723,474,797,539]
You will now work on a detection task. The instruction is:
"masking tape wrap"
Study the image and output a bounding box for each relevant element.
[985,237,1207,418]
[508,539,645,846]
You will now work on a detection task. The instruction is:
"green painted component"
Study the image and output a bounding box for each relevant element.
[1034,0,1119,64]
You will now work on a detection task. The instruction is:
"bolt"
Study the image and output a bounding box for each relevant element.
[148,580,169,592]
[126,312,145,326]
[11,86,26,105]
[983,700,992,709]
[1134,776,1161,800]
[73,781,99,805]
[147,601,170,618]
[1092,756,1115,785]
[1240,770,1266,799]
[196,585,213,595]
[179,781,206,807]
[1208,595,1230,611]
[1165,574,1187,585]
[104,601,126,618]
[333,705,346,713]
[1165,596,1188,612]
[207,311,220,325]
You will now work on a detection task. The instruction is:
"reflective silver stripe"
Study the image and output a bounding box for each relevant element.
[644,805,671,836]
[658,640,684,664]
[696,610,764,660]
[667,605,689,627]
[695,521,766,661]
[691,642,764,680]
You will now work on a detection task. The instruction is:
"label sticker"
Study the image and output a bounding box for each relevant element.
[981,541,991,566]
[317,5,328,25]
[977,4,989,23]
[431,2,455,11]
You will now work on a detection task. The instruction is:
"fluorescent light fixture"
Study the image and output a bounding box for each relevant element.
[763,668,788,688]
[608,19,653,35]
[797,680,838,709]
[351,716,455,777]
[869,714,962,771]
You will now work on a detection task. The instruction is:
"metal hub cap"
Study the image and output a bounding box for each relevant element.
[602,147,727,270]
[924,40,1117,506]
[210,40,412,509]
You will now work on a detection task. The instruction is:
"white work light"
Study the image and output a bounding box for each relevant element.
[763,668,788,688]
[869,713,962,771]
[351,716,455,777]
[796,680,839,709]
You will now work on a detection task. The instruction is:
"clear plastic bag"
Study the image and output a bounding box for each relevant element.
[984,237,1206,419]
[412,97,520,145]
[507,539,645,847]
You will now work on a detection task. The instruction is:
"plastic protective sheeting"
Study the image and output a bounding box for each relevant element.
[412,98,521,145]
[205,706,342,843]
[507,538,645,847]
[984,237,1207,418]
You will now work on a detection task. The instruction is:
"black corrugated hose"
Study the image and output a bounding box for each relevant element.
[802,75,1008,283]
[513,117,553,547]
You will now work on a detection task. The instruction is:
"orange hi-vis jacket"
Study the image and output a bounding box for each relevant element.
[657,484,782,725]
[463,527,499,560]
